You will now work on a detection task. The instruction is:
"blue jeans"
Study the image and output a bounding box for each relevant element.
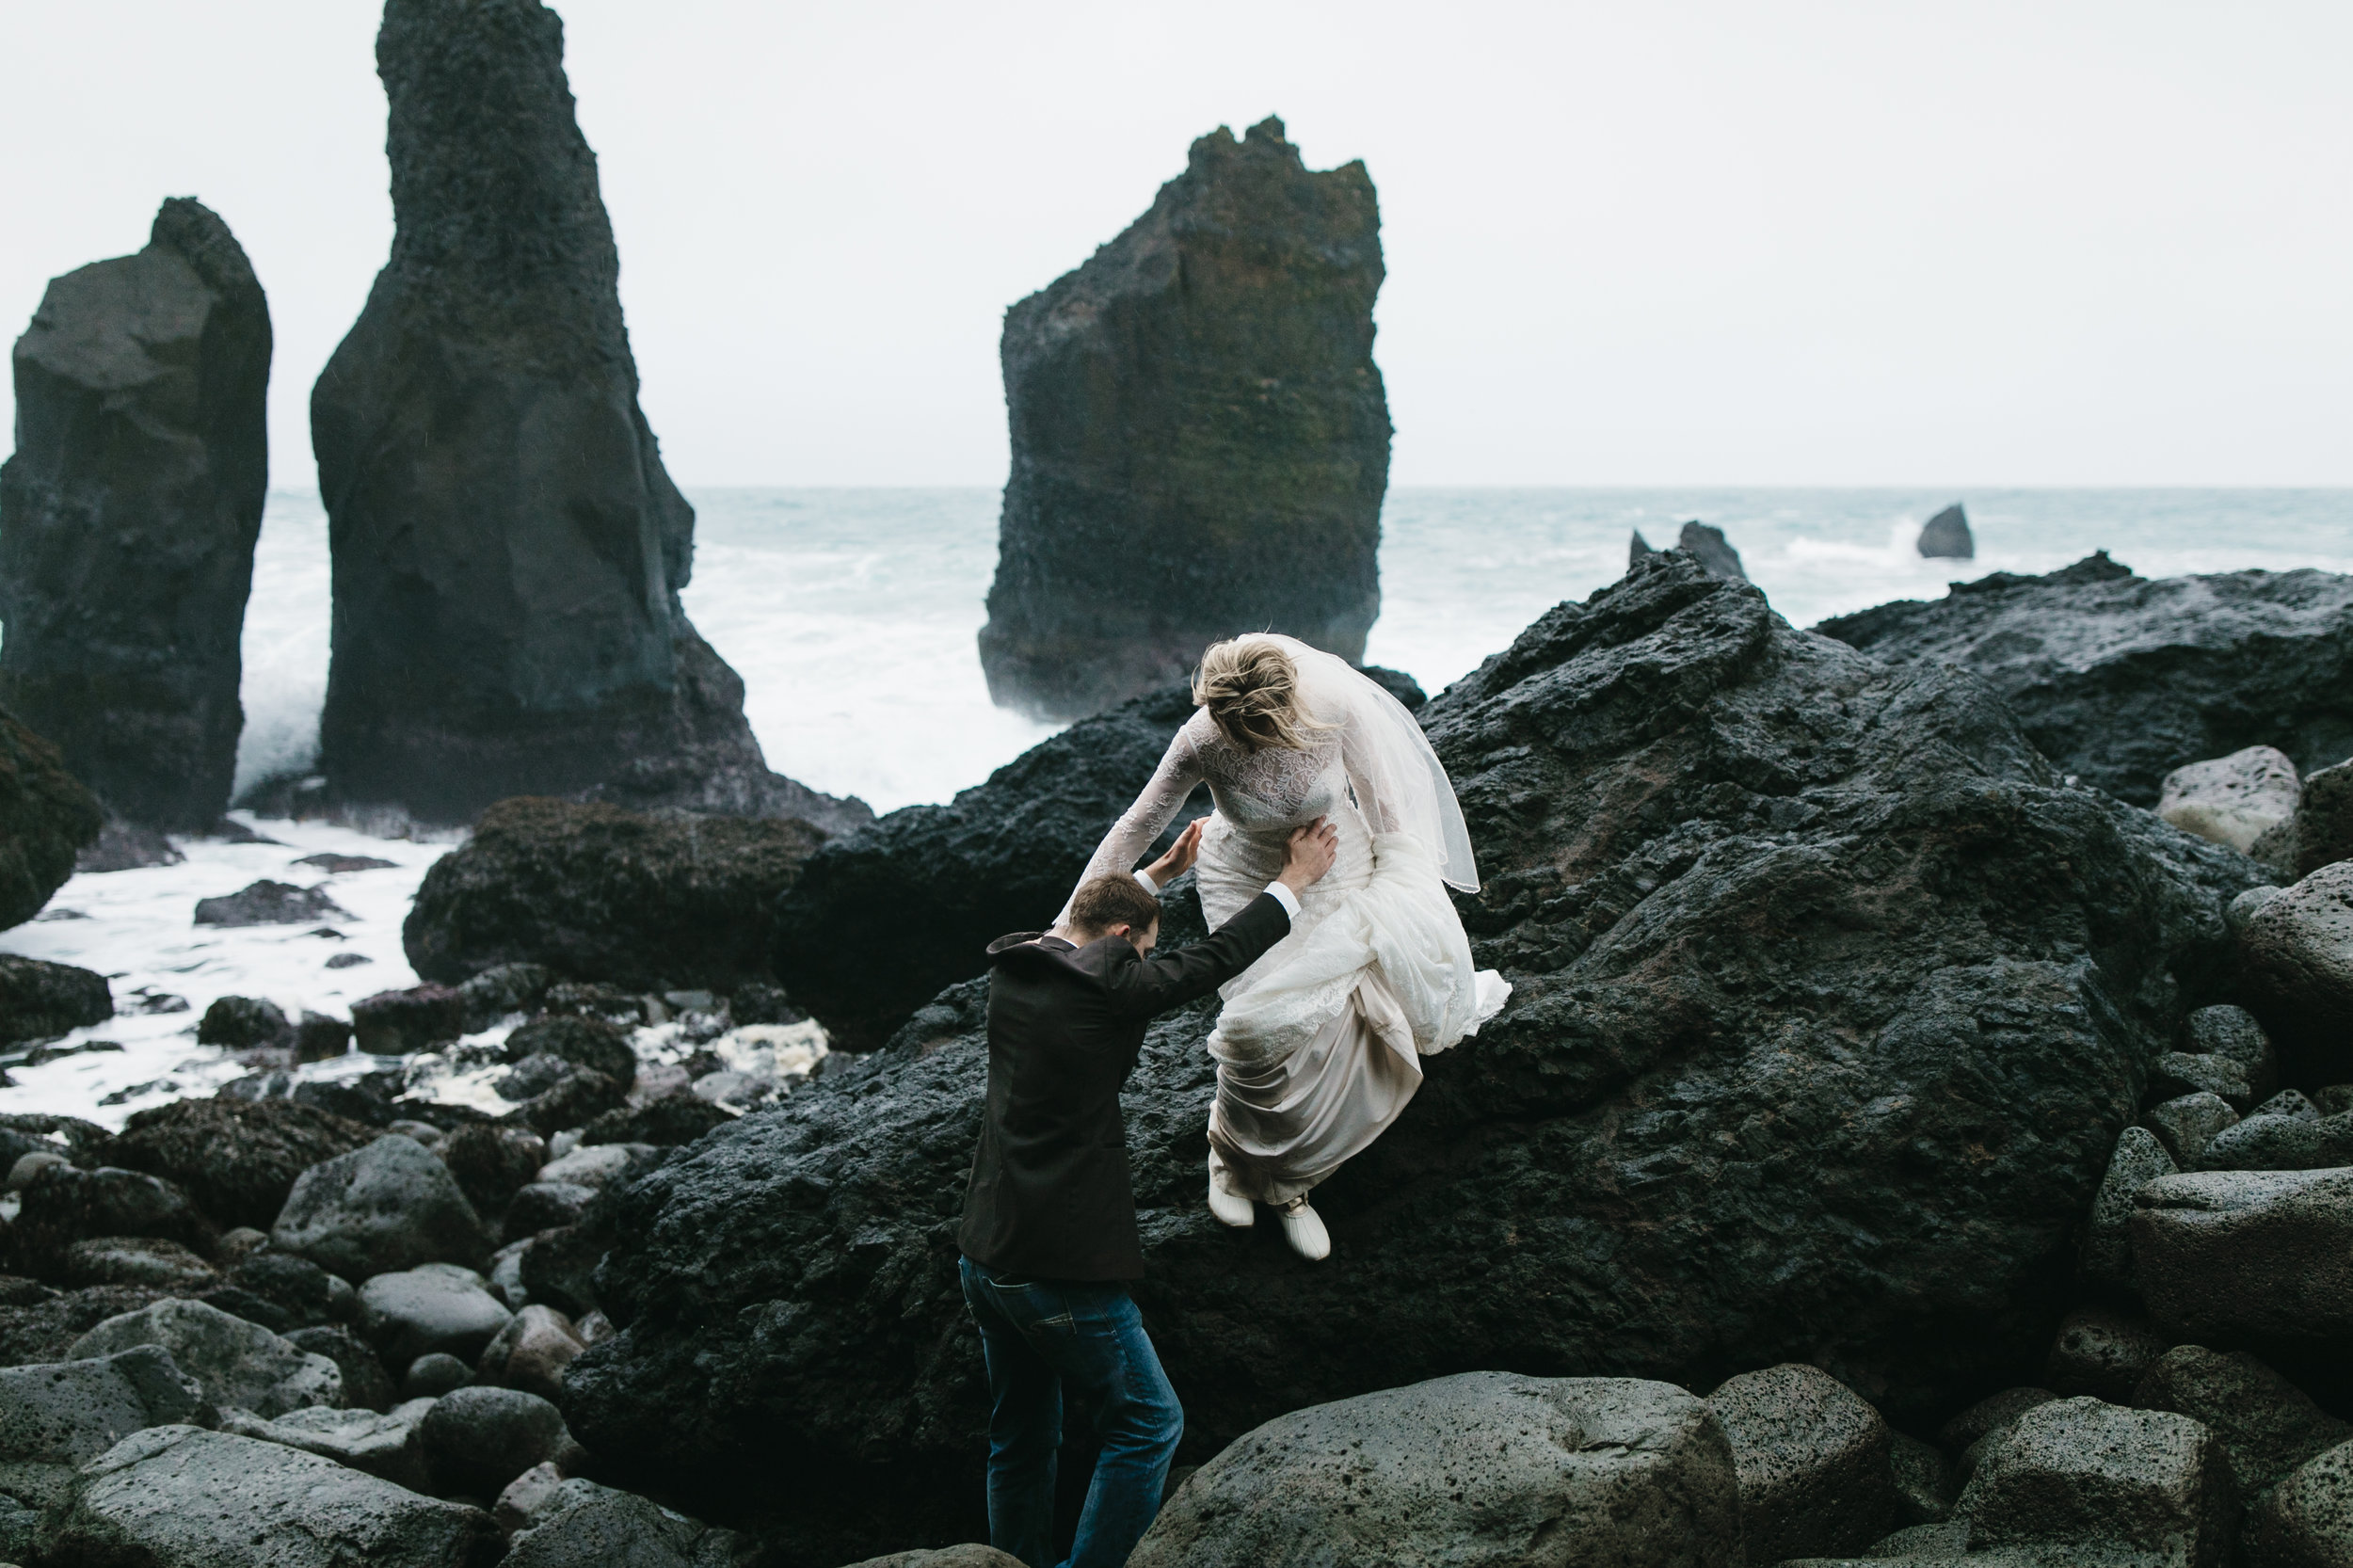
[959,1256,1184,1568]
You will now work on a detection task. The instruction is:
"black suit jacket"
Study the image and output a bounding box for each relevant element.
[957,892,1293,1281]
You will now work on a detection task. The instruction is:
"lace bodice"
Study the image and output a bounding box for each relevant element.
[1072,708,1411,901]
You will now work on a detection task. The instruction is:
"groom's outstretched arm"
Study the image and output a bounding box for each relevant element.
[1107,893,1293,1018]
[1107,817,1339,1018]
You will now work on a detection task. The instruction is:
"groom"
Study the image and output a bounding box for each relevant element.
[958,813,1338,1568]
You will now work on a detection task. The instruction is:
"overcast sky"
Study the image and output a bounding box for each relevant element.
[4,1,2349,487]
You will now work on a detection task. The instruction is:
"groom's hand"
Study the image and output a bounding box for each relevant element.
[1142,818,1205,888]
[1278,817,1339,893]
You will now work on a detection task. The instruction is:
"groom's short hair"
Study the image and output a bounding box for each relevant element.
[1068,874,1160,937]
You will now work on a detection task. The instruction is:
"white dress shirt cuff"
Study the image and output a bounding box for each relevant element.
[1263,880,1302,920]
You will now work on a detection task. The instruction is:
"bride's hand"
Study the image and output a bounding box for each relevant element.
[1143,817,1205,887]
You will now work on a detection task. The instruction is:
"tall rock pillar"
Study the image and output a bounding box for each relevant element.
[978,117,1391,722]
[0,199,271,830]
[312,0,863,834]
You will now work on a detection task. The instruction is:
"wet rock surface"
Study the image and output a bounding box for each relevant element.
[359,1264,514,1368]
[419,1383,585,1497]
[270,1134,492,1278]
[772,682,1209,1048]
[103,1096,375,1232]
[0,1344,214,1508]
[193,878,353,927]
[0,953,111,1043]
[0,703,103,931]
[45,1425,501,1567]
[406,796,831,993]
[2132,1168,2353,1350]
[1815,552,2353,805]
[0,199,270,830]
[68,1298,340,1417]
[1126,1373,1740,1568]
[311,0,859,830]
[9,1165,217,1274]
[1916,503,1975,559]
[568,555,2260,1554]
[978,116,1389,722]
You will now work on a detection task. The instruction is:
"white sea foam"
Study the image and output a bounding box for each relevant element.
[8,485,2350,1124]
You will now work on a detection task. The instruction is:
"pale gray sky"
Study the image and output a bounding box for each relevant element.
[3,1,2348,487]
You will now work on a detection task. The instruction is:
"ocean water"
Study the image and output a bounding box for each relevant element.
[7,485,2349,1123]
[235,487,2353,814]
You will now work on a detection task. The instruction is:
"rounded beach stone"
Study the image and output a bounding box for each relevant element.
[360,1265,514,1368]
[270,1133,491,1278]
[2131,1168,2353,1345]
[419,1384,588,1498]
[1956,1397,2232,1565]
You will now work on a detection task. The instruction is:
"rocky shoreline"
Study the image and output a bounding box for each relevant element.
[0,547,2343,1564]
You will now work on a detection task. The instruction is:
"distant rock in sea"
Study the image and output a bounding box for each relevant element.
[1817,553,2353,806]
[977,116,1391,722]
[1917,503,1975,559]
[1628,521,1746,581]
[311,0,865,834]
[0,200,270,831]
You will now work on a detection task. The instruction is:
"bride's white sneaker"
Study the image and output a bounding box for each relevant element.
[1273,1195,1331,1262]
[1207,1155,1254,1228]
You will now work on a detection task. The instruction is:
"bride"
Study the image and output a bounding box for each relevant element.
[1059,633,1509,1261]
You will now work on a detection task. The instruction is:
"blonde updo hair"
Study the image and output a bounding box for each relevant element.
[1193,635,1336,753]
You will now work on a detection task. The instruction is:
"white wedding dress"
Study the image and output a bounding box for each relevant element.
[1066,638,1510,1206]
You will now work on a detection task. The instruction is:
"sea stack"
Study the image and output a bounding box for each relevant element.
[312,0,863,833]
[978,117,1391,722]
[0,200,270,830]
[1918,503,1974,559]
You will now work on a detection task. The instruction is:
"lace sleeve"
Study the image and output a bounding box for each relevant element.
[1054,720,1207,927]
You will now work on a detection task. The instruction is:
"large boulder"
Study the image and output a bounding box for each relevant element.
[103,1096,376,1231]
[270,1134,492,1277]
[0,954,110,1044]
[405,797,824,991]
[976,115,1388,722]
[0,199,269,830]
[0,703,102,929]
[1815,553,2353,805]
[1954,1397,2233,1564]
[310,0,863,832]
[2132,1168,2353,1349]
[44,1425,501,1565]
[1705,1362,1897,1560]
[0,1344,215,1507]
[567,555,2262,1554]
[1126,1373,1739,1568]
[2254,755,2353,883]
[770,683,1209,1048]
[2237,861,2353,1082]
[68,1299,340,1417]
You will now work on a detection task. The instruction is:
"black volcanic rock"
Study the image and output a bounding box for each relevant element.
[0,704,101,930]
[770,684,1209,1050]
[565,554,2261,1560]
[1817,554,2353,805]
[0,955,111,1045]
[406,796,828,992]
[977,116,1390,722]
[1917,504,1974,559]
[1629,521,1746,581]
[311,0,863,831]
[0,200,270,831]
